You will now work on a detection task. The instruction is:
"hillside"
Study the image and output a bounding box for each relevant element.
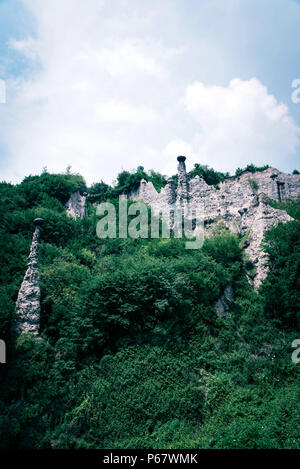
[0,165,299,449]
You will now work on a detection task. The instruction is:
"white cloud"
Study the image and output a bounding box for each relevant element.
[163,139,194,158]
[95,42,165,78]
[1,0,181,184]
[1,1,300,185]
[9,37,39,60]
[165,78,300,174]
[94,101,157,124]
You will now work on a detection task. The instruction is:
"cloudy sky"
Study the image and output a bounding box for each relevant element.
[0,0,300,185]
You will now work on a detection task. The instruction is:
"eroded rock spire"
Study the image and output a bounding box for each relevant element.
[14,218,44,335]
[176,155,189,204]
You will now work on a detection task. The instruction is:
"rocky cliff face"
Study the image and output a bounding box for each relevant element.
[65,191,88,219]
[177,156,189,205]
[241,193,292,288]
[131,160,300,288]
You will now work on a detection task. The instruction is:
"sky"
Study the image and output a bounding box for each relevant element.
[0,0,300,185]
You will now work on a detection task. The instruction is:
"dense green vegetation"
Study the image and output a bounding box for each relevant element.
[187,164,230,186]
[173,163,272,188]
[88,167,167,202]
[248,178,259,191]
[234,164,270,178]
[87,162,273,202]
[0,168,299,449]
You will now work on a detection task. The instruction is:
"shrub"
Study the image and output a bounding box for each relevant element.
[248,178,259,191]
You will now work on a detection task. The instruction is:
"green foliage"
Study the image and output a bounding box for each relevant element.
[0,166,299,449]
[188,164,229,186]
[46,346,205,449]
[261,196,300,329]
[260,220,300,329]
[235,163,270,178]
[17,171,87,208]
[86,168,167,202]
[113,167,167,196]
[147,169,168,192]
[248,178,259,191]
[87,181,111,202]
[269,196,300,221]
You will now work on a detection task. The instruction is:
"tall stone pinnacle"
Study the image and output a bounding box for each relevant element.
[14,218,44,335]
[176,155,189,204]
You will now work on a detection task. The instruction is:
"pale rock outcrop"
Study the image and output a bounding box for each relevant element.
[14,219,44,335]
[165,179,177,205]
[131,158,300,288]
[65,191,88,219]
[214,285,234,317]
[243,193,292,288]
[177,156,189,205]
